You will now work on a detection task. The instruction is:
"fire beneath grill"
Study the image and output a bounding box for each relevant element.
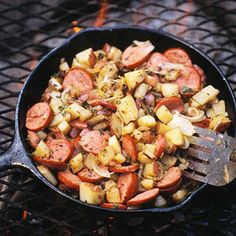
[1,0,236,235]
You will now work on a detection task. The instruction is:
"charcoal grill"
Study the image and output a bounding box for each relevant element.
[1,0,236,235]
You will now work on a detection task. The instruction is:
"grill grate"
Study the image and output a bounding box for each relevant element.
[1,0,236,235]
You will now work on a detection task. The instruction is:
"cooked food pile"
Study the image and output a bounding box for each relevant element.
[26,40,231,209]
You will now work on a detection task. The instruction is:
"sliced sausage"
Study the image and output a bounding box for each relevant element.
[163,48,192,66]
[33,139,74,169]
[193,64,206,84]
[57,169,81,190]
[88,100,117,111]
[117,172,139,203]
[160,178,182,193]
[27,130,40,148]
[156,167,182,189]
[154,134,166,158]
[62,68,93,94]
[109,163,139,173]
[122,44,154,69]
[122,135,138,162]
[49,126,66,139]
[155,97,184,113]
[146,52,169,71]
[175,66,201,93]
[77,168,104,183]
[193,118,210,128]
[127,188,160,206]
[100,202,127,210]
[26,102,53,132]
[80,130,109,154]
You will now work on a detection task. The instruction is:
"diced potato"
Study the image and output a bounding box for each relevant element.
[209,116,231,132]
[107,46,122,61]
[66,102,92,121]
[122,122,136,135]
[206,108,216,118]
[109,135,121,154]
[75,48,96,68]
[212,100,226,116]
[59,58,70,72]
[61,88,73,105]
[105,180,117,191]
[156,105,173,124]
[144,144,156,159]
[49,98,64,115]
[165,128,184,146]
[110,113,122,138]
[161,83,179,97]
[50,112,71,127]
[80,182,104,205]
[153,82,162,92]
[117,95,138,124]
[33,140,50,158]
[124,70,144,90]
[137,115,156,128]
[49,77,63,91]
[156,121,172,134]
[79,109,92,122]
[134,83,150,99]
[140,179,154,190]
[165,69,180,81]
[106,186,121,203]
[66,103,82,119]
[192,85,219,105]
[57,120,71,134]
[84,153,98,170]
[93,121,108,131]
[138,152,152,164]
[143,162,159,179]
[69,153,84,174]
[37,165,58,186]
[172,189,188,203]
[137,143,145,152]
[114,153,126,164]
[132,129,143,141]
[99,146,115,166]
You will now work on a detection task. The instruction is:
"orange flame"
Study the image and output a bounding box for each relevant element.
[94,0,108,27]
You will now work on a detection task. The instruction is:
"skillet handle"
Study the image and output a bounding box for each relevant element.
[0,136,37,173]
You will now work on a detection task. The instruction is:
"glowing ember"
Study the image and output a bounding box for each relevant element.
[94,0,108,27]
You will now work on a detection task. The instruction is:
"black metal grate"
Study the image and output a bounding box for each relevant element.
[1,0,236,235]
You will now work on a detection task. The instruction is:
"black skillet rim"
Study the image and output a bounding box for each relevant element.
[15,26,236,214]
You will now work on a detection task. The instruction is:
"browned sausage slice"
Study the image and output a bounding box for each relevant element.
[57,169,81,190]
[156,167,182,188]
[109,163,139,173]
[77,168,104,183]
[122,43,154,69]
[127,188,160,206]
[62,68,93,94]
[122,135,138,162]
[26,102,53,131]
[100,202,127,209]
[33,139,74,169]
[146,52,169,71]
[80,130,110,154]
[117,172,139,203]
[163,48,192,66]
[155,97,184,113]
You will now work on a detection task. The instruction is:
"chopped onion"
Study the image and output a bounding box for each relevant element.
[37,165,58,186]
[154,195,167,207]
[133,40,154,48]
[168,114,195,136]
[180,136,190,149]
[180,111,206,123]
[92,161,111,178]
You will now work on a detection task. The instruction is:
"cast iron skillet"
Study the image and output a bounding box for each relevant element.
[0,26,236,215]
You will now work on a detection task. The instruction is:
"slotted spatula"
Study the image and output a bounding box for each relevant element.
[181,126,236,186]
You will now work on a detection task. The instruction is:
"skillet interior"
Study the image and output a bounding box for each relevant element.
[17,27,236,215]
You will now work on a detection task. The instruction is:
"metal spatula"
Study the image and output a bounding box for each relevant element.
[181,126,236,186]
